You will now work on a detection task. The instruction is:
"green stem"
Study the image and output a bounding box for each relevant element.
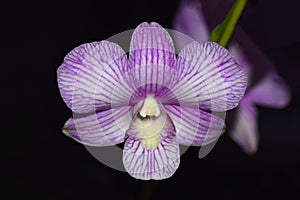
[210,0,248,47]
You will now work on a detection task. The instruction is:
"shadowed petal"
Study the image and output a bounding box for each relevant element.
[173,0,290,155]
[164,105,224,146]
[123,130,180,180]
[174,0,290,108]
[173,41,247,111]
[63,106,132,146]
[230,98,258,154]
[229,32,291,107]
[127,22,177,100]
[247,71,291,108]
[173,0,209,43]
[57,41,132,113]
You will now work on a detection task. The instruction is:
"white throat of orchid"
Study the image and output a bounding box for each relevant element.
[139,95,161,117]
[132,95,167,150]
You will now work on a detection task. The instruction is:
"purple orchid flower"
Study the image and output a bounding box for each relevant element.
[173,0,291,154]
[57,22,247,180]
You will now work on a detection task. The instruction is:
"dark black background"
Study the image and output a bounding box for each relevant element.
[2,0,300,199]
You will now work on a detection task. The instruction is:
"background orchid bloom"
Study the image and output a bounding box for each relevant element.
[173,0,291,154]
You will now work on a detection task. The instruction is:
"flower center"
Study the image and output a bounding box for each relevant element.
[139,95,161,117]
[132,95,166,150]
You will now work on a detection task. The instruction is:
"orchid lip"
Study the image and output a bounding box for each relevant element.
[132,95,168,150]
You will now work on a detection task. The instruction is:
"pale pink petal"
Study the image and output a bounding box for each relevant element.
[173,0,209,49]
[164,105,225,146]
[230,98,258,154]
[173,41,247,111]
[57,41,132,113]
[127,22,178,102]
[123,130,180,180]
[63,106,132,146]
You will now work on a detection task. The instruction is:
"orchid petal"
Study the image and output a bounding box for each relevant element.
[228,29,291,108]
[62,106,132,146]
[127,22,177,101]
[173,41,247,111]
[164,105,224,146]
[173,0,290,155]
[173,0,209,43]
[247,72,291,108]
[123,128,179,180]
[173,0,290,109]
[57,41,132,113]
[230,98,258,154]
[191,0,291,108]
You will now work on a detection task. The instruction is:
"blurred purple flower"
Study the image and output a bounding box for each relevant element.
[57,22,247,179]
[173,0,291,154]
